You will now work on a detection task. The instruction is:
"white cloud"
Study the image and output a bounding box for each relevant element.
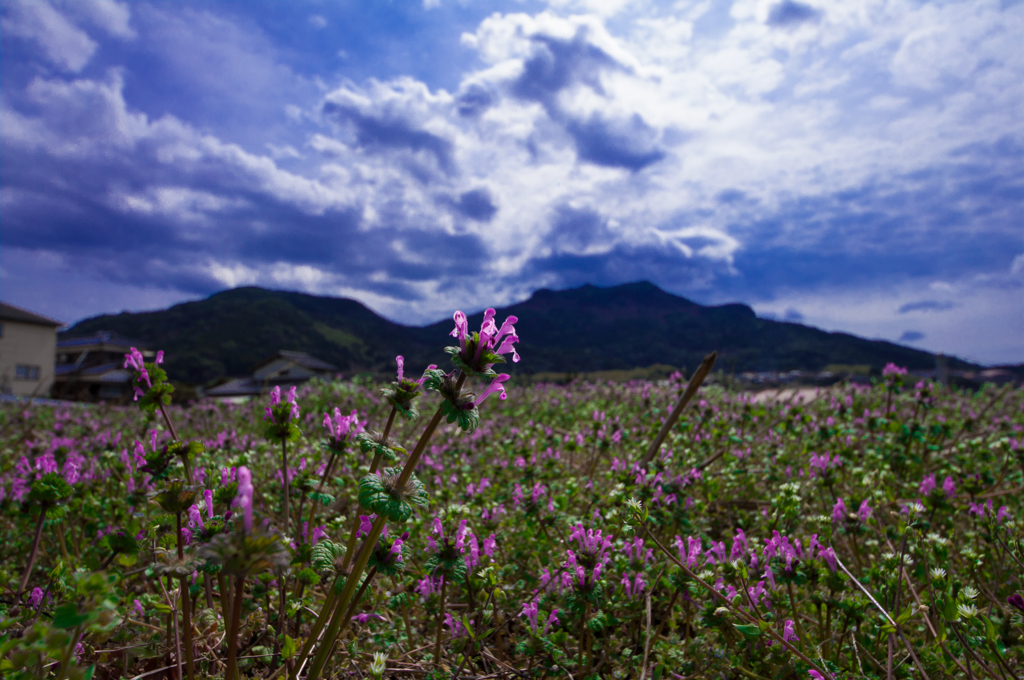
[1,0,97,72]
[63,0,135,39]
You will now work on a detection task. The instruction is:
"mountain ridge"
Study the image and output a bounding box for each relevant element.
[61,281,976,383]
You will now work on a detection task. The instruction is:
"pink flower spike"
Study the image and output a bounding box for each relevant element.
[236,466,254,533]
[858,499,872,524]
[472,374,511,407]
[156,350,164,365]
[396,355,405,382]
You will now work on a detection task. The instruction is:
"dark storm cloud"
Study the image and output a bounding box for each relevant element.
[510,31,620,107]
[506,28,666,172]
[451,188,498,222]
[766,1,822,27]
[898,301,955,313]
[455,83,495,117]
[321,100,456,176]
[565,113,665,171]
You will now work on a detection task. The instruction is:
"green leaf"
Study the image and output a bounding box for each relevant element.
[52,603,88,630]
[281,635,297,660]
[733,624,762,638]
[461,615,476,641]
[653,664,665,680]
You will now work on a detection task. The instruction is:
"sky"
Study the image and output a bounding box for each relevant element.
[1,0,1022,366]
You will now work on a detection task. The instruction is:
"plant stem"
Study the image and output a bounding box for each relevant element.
[301,378,463,680]
[435,575,448,667]
[226,575,245,680]
[638,352,716,468]
[176,513,195,680]
[54,622,84,680]
[17,504,49,601]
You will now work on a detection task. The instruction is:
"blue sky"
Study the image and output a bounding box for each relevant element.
[1,0,1021,365]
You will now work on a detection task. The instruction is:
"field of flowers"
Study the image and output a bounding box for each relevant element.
[1,311,1022,680]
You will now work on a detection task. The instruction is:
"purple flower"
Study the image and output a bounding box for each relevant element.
[782,619,799,642]
[395,355,405,382]
[472,374,511,407]
[123,347,151,389]
[819,547,837,572]
[187,504,205,533]
[449,308,521,367]
[832,498,846,524]
[882,363,908,377]
[858,499,872,524]
[919,474,936,496]
[235,466,254,532]
[1007,594,1024,614]
[323,408,364,443]
[809,671,825,680]
[28,587,44,608]
[997,506,1010,523]
[520,599,540,634]
[545,609,559,634]
[943,476,956,498]
[133,599,144,618]
[312,525,327,545]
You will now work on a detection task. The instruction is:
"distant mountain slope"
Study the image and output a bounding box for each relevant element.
[62,282,973,383]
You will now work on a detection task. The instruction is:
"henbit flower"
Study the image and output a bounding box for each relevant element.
[471,374,511,407]
[1007,594,1024,614]
[782,619,799,642]
[997,506,1010,523]
[858,499,872,524]
[204,490,214,520]
[882,363,908,377]
[920,474,937,496]
[312,525,327,545]
[133,599,145,618]
[521,599,541,634]
[28,587,44,608]
[545,609,559,634]
[123,347,150,388]
[449,308,521,368]
[323,408,364,443]
[808,671,825,680]
[235,466,254,532]
[943,476,957,498]
[187,504,205,533]
[396,355,405,382]
[819,547,837,572]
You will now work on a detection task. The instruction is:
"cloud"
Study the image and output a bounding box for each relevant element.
[766,1,821,28]
[898,300,955,314]
[1,0,97,72]
[784,308,804,322]
[0,0,1021,366]
[321,81,457,177]
[899,330,925,342]
[63,0,135,39]
[308,14,327,29]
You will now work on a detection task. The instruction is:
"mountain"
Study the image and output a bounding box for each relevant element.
[61,282,974,384]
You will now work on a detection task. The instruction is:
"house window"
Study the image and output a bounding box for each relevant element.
[15,365,40,380]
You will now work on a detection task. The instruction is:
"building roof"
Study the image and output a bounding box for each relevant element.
[206,377,263,397]
[57,330,151,351]
[252,350,337,372]
[55,363,133,382]
[0,301,64,327]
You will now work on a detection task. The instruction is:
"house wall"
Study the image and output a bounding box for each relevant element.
[0,321,57,397]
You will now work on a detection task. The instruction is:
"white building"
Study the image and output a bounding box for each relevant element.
[0,302,63,397]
